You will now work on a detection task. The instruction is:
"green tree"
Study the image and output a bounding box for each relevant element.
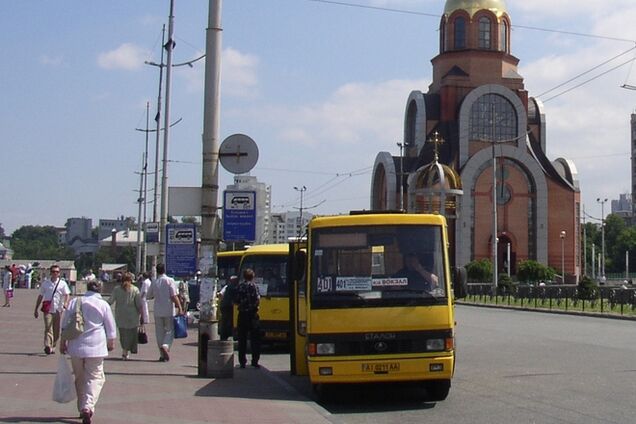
[465,259,492,283]
[11,225,74,260]
[0,223,5,238]
[517,260,554,284]
[603,214,626,272]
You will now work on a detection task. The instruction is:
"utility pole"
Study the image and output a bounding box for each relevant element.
[150,24,165,277]
[136,153,144,273]
[491,105,498,291]
[159,0,176,265]
[597,197,607,281]
[294,186,307,237]
[200,0,223,279]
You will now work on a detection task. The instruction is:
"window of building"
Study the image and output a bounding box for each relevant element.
[469,94,517,142]
[499,20,508,52]
[454,17,466,49]
[478,16,491,49]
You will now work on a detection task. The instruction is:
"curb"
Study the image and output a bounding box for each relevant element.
[457,301,636,321]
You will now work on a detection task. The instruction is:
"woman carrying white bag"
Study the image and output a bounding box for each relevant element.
[60,280,116,424]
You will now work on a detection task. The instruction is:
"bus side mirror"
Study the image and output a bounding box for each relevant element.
[453,266,468,299]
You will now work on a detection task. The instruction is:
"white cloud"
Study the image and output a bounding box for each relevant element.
[223,48,259,97]
[180,47,259,97]
[97,43,151,71]
[40,55,64,66]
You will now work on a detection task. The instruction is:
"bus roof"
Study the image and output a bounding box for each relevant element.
[309,213,447,229]
[217,250,246,258]
[240,243,289,256]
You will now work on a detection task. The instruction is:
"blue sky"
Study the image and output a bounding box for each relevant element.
[2,0,636,235]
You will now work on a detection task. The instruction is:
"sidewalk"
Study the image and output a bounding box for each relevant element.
[0,289,333,424]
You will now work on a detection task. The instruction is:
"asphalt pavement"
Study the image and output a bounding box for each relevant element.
[0,289,333,424]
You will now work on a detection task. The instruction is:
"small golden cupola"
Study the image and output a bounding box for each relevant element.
[443,0,508,18]
[407,132,463,218]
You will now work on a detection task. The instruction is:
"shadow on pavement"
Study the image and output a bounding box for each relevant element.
[0,417,77,423]
[194,365,307,401]
[268,369,436,414]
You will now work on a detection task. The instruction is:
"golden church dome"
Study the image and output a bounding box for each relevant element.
[443,0,508,18]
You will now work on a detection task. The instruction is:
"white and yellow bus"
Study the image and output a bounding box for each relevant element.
[289,212,466,401]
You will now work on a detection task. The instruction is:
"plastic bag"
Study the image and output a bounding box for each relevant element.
[52,356,76,403]
[173,315,188,339]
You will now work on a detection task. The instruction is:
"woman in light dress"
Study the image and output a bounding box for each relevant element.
[107,272,142,360]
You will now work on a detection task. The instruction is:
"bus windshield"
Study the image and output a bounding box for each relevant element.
[310,224,446,308]
[241,255,288,297]
[218,254,242,286]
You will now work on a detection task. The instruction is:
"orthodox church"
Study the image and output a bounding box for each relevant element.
[370,0,581,281]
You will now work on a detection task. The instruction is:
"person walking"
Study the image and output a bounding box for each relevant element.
[178,278,190,312]
[60,280,116,424]
[139,272,152,326]
[34,264,70,354]
[106,272,142,360]
[3,265,13,307]
[147,263,183,362]
[218,275,239,340]
[235,268,261,368]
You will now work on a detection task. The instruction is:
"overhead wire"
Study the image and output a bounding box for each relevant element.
[306,0,636,102]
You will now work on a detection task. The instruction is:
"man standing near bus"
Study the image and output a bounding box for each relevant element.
[235,268,261,368]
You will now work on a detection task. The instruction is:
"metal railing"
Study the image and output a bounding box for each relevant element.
[462,283,636,317]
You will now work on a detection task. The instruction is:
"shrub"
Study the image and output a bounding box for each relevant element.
[578,276,599,300]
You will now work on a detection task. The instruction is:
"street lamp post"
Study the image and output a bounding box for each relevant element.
[597,198,608,280]
[396,142,404,211]
[560,230,566,283]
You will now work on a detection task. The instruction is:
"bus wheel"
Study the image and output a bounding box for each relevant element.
[312,383,327,401]
[425,379,451,402]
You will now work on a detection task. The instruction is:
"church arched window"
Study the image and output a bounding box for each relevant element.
[499,20,508,52]
[454,17,466,49]
[478,16,491,49]
[469,94,517,142]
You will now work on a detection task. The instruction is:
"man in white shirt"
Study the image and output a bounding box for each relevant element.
[147,263,183,362]
[34,264,71,354]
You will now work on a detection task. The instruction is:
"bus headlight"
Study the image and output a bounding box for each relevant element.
[426,339,445,351]
[316,343,335,355]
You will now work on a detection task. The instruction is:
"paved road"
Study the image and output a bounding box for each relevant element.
[2,290,636,423]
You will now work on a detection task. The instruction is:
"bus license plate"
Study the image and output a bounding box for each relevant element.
[361,363,400,374]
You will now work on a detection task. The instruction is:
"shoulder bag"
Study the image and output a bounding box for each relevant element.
[61,298,84,340]
[41,280,61,314]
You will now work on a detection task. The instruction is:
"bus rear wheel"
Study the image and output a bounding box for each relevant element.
[425,379,451,401]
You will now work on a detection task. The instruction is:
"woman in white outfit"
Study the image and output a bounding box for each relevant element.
[60,280,116,424]
[139,272,152,325]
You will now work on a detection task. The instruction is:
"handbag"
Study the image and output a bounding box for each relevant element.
[137,326,148,344]
[6,289,13,299]
[173,315,188,339]
[41,279,61,313]
[41,300,52,313]
[61,298,84,340]
[52,355,76,403]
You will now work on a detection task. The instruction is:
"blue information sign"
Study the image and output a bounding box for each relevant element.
[165,223,197,277]
[223,190,256,242]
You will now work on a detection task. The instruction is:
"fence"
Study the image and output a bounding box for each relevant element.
[463,283,636,317]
